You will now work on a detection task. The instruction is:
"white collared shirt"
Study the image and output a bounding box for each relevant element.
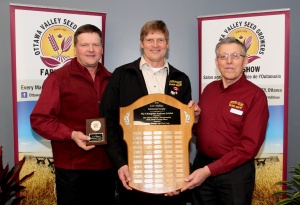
[140,56,169,94]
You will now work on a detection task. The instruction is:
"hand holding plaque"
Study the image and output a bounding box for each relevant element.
[86,118,107,145]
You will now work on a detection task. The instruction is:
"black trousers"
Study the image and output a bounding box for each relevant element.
[55,168,116,205]
[192,152,255,205]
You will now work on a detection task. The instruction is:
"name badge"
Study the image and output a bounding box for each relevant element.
[230,108,243,116]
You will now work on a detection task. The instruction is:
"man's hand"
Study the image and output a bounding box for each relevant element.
[181,166,211,192]
[71,131,95,151]
[164,190,181,196]
[188,100,200,123]
[118,165,132,190]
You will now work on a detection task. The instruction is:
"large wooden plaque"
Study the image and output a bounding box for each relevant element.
[120,94,194,194]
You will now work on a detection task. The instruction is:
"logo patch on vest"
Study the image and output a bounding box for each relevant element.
[169,80,182,96]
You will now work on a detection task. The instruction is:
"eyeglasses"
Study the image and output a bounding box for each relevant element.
[217,53,246,60]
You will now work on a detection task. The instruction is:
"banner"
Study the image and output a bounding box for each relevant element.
[198,9,289,204]
[10,4,106,203]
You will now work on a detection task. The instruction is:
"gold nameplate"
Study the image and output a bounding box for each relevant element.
[120,94,194,194]
[86,118,107,145]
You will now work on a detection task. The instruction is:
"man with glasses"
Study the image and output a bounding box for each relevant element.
[100,20,200,205]
[181,37,269,205]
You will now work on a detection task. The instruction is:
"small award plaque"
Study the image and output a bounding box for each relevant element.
[86,118,107,145]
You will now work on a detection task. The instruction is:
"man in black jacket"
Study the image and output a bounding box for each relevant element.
[101,20,200,205]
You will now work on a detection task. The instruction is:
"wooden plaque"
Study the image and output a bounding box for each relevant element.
[120,94,194,194]
[86,118,107,145]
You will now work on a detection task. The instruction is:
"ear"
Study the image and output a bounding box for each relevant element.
[140,41,144,49]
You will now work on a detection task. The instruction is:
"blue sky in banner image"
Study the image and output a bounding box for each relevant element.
[261,105,284,154]
[17,102,284,154]
[17,101,52,153]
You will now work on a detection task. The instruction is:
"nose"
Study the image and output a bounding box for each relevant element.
[226,55,233,64]
[153,40,158,47]
[88,44,94,51]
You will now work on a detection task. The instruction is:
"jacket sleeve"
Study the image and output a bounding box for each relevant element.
[30,74,73,141]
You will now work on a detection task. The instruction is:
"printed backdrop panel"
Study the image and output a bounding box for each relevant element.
[10,4,106,203]
[198,9,289,204]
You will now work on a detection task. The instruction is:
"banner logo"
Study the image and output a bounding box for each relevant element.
[219,21,266,64]
[33,18,77,75]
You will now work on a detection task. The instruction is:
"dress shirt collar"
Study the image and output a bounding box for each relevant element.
[139,56,169,74]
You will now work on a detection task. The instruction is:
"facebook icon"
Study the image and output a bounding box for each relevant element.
[21,92,28,98]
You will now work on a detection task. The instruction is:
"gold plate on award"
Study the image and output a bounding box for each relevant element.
[120,94,194,194]
[86,118,107,145]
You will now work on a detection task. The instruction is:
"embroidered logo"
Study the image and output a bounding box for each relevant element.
[229,101,244,109]
[169,80,182,87]
[169,80,182,96]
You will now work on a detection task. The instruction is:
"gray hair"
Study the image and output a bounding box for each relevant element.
[215,37,247,56]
